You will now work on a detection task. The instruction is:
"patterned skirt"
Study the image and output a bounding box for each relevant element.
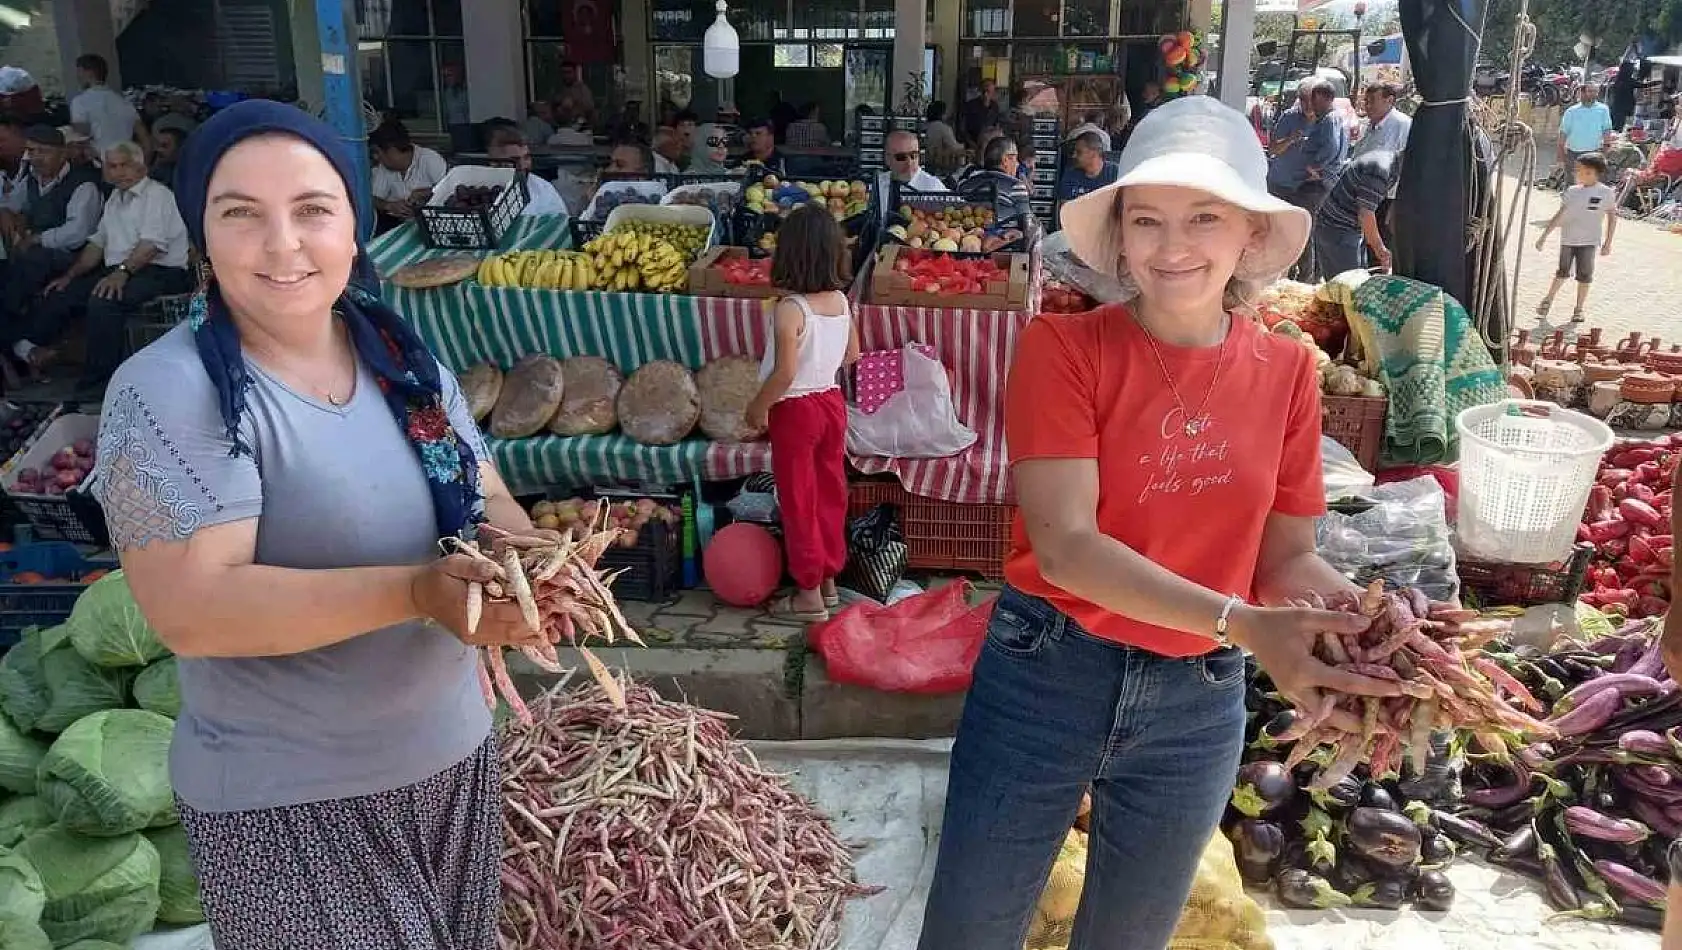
[177,736,500,950]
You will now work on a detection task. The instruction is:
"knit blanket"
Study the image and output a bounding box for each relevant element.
[1327,273,1507,465]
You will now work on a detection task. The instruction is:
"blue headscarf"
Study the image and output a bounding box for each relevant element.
[173,100,485,539]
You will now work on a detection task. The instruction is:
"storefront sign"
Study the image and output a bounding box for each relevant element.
[559,0,616,64]
[1256,1,1300,12]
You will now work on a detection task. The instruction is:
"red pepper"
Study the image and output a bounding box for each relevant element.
[1611,447,1663,469]
[1600,588,1639,608]
[1650,534,1675,549]
[1635,595,1671,618]
[1578,522,1595,543]
[1587,518,1632,543]
[1638,462,1664,484]
[1603,537,1630,559]
[1630,535,1657,565]
[1616,557,1645,582]
[1585,484,1615,521]
[1580,591,1606,607]
[1620,498,1666,529]
[1592,566,1621,589]
[1631,483,1659,505]
[1600,468,1636,487]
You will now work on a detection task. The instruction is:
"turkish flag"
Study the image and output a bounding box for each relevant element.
[559,0,616,64]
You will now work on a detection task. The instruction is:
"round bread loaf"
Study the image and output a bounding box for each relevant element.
[458,362,504,422]
[695,355,765,442]
[489,355,565,439]
[616,360,700,446]
[547,356,625,436]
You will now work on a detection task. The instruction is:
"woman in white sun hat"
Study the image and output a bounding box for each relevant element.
[916,95,1400,950]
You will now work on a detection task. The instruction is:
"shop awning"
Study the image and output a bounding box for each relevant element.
[1393,0,1501,349]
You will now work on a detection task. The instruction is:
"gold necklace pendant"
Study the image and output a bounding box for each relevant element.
[1183,418,1202,437]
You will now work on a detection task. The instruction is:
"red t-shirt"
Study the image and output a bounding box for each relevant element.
[1003,305,1327,657]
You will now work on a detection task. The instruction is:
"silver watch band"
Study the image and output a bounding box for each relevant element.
[1213,594,1244,643]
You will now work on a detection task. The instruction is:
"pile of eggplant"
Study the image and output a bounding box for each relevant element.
[1231,674,1464,914]
[1449,616,1678,931]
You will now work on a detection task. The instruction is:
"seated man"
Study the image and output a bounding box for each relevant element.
[607,142,653,176]
[370,122,448,232]
[1,126,104,329]
[149,126,185,187]
[484,126,567,217]
[21,141,192,396]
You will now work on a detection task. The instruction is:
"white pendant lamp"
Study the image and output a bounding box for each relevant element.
[703,1,740,79]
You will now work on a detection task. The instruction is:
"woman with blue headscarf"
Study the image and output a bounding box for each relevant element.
[89,101,544,949]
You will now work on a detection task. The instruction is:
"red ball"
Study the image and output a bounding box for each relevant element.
[703,522,784,607]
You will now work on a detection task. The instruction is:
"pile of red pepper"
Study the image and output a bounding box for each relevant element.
[1577,437,1677,618]
[714,256,773,286]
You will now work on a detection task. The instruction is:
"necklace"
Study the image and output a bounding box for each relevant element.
[1134,313,1230,438]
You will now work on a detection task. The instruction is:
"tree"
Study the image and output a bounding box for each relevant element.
[1483,0,1681,68]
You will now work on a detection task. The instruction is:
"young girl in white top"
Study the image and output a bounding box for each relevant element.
[742,204,860,622]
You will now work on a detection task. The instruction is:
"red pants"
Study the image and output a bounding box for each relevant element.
[768,389,848,590]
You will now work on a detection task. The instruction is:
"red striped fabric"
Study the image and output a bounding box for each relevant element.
[693,295,1028,505]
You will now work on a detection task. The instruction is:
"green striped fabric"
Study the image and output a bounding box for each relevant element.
[367,218,572,369]
[465,287,707,372]
[492,433,710,493]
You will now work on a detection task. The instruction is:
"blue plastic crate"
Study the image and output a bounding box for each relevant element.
[0,541,115,651]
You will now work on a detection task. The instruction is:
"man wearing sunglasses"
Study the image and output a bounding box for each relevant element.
[877,129,947,220]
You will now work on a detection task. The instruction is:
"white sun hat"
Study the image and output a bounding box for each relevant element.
[1058,95,1311,284]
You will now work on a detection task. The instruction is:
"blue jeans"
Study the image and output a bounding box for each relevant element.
[918,587,1247,950]
[1312,222,1367,281]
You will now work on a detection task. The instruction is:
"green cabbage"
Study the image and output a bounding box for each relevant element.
[35,636,132,735]
[38,710,176,837]
[132,658,181,719]
[0,845,45,927]
[0,797,52,848]
[60,943,128,950]
[144,825,203,924]
[67,571,169,669]
[0,711,46,794]
[15,826,160,947]
[0,917,52,950]
[0,628,52,733]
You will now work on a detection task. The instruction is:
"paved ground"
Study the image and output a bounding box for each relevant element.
[1499,168,1682,348]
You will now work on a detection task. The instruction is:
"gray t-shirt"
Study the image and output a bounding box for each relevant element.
[1559,182,1616,248]
[91,324,493,813]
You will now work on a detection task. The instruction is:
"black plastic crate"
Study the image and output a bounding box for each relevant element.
[0,541,116,651]
[1458,544,1594,608]
[1,413,108,546]
[416,167,528,250]
[597,518,682,603]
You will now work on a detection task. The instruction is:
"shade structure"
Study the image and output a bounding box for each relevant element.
[1393,0,1506,359]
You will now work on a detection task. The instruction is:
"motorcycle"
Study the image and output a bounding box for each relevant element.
[1532,66,1575,109]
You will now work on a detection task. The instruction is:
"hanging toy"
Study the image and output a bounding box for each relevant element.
[1158,30,1206,99]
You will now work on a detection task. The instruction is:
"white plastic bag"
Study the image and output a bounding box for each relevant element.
[846,345,977,459]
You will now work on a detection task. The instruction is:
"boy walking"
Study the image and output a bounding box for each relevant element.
[1535,152,1617,324]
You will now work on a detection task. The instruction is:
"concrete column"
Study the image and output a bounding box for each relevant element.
[892,0,927,113]
[462,0,525,121]
[622,0,651,120]
[930,0,961,111]
[52,0,120,90]
[1215,0,1255,110]
[290,0,325,115]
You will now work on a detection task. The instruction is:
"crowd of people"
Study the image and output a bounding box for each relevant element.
[0,54,194,398]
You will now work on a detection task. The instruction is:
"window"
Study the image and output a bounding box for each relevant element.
[964,0,1011,38]
[355,0,464,129]
[522,0,615,113]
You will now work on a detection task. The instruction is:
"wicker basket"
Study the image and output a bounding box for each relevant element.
[1621,372,1677,405]
[1322,395,1387,471]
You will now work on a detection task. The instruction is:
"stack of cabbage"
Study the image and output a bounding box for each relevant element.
[0,571,199,949]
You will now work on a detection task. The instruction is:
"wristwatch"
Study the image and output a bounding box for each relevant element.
[114,264,132,276]
[1212,594,1244,646]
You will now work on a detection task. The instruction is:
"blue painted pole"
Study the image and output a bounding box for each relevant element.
[312,0,372,240]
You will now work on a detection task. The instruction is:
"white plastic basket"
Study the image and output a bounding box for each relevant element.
[1455,399,1613,564]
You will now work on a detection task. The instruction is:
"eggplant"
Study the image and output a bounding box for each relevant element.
[1556,673,1667,714]
[1274,868,1352,909]
[1309,774,1362,813]
[1563,805,1652,844]
[1327,853,1377,895]
[1536,838,1582,912]
[1420,832,1456,866]
[1232,761,1298,818]
[1492,824,1537,863]
[1593,859,1666,906]
[1228,819,1286,885]
[1351,878,1408,910]
[1428,810,1503,852]
[1548,689,1626,737]
[1411,869,1456,911]
[1358,783,1398,811]
[1615,903,1666,932]
[1344,806,1422,870]
[1462,761,1535,809]
[1618,730,1672,757]
[1490,796,1544,830]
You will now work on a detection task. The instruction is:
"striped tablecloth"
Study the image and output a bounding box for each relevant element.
[366,217,572,370]
[694,296,1025,505]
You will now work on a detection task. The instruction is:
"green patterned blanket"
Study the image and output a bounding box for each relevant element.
[1350,275,1508,466]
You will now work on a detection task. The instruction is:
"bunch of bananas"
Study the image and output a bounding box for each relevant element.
[583,228,690,293]
[477,249,597,290]
[612,220,710,262]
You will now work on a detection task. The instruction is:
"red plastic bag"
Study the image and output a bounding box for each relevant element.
[808,580,994,694]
